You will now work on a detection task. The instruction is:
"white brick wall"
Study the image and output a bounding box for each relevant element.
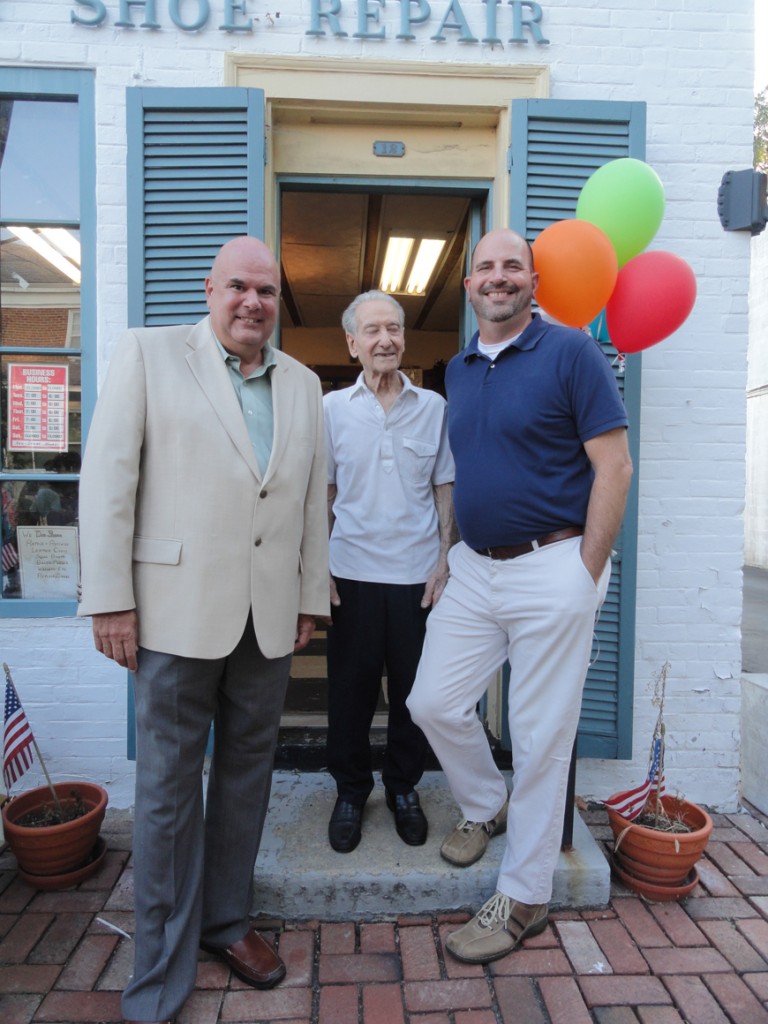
[0,0,755,810]
[747,229,768,566]
[1,619,136,805]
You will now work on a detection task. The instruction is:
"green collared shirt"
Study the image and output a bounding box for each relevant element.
[215,336,276,476]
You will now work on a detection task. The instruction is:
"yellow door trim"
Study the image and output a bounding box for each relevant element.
[226,54,549,102]
[227,55,549,244]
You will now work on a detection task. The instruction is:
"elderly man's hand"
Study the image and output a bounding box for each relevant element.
[92,610,139,671]
[317,574,340,626]
[422,563,449,609]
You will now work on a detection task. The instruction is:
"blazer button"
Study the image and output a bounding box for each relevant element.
[254,538,262,547]
[260,489,268,499]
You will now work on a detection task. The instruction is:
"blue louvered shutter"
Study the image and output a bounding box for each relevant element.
[126,88,265,328]
[506,99,643,759]
[123,88,265,760]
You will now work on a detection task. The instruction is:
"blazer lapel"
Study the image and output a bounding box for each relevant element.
[185,317,263,481]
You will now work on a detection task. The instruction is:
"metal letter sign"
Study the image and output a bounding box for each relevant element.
[373,141,406,157]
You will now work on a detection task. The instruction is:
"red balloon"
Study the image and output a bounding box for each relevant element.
[606,251,697,354]
[532,219,618,327]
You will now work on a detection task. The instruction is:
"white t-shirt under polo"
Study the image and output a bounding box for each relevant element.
[324,372,454,585]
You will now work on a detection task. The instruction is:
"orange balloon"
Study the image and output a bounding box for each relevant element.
[532,220,619,327]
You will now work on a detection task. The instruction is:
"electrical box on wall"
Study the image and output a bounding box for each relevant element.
[717,169,768,236]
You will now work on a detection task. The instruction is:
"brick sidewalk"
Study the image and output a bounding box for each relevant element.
[1,804,767,1023]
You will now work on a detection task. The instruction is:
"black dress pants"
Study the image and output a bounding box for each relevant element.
[326,577,430,804]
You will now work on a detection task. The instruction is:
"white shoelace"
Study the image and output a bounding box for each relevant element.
[455,818,482,834]
[455,818,493,835]
[477,891,512,928]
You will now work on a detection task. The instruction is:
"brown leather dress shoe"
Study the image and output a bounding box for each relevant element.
[200,928,286,989]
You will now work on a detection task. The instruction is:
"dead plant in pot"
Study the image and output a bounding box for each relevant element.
[2,663,109,890]
[603,662,713,901]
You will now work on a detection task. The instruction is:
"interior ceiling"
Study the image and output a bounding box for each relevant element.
[279,191,470,334]
[0,234,74,287]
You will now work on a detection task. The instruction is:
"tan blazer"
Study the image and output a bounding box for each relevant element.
[78,316,329,659]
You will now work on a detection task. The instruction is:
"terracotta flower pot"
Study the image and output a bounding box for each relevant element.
[606,794,712,888]
[610,856,701,902]
[2,782,108,878]
[614,850,695,885]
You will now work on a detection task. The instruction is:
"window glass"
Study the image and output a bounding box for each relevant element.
[0,228,81,347]
[1,92,84,608]
[2,479,79,600]
[1,354,82,471]
[0,100,80,221]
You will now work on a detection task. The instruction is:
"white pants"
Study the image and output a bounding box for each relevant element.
[407,538,610,904]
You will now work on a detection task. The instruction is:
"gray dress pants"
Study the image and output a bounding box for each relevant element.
[122,616,292,1022]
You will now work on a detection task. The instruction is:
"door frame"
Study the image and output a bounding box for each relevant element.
[275,175,489,734]
[276,175,490,353]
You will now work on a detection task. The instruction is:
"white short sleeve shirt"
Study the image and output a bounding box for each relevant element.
[324,372,454,584]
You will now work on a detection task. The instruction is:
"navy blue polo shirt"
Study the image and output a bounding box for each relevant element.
[446,314,628,550]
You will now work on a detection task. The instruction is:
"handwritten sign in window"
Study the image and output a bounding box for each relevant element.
[16,526,80,600]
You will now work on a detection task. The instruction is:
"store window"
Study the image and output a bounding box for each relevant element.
[0,69,95,614]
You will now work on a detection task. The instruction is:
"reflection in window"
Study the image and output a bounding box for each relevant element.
[2,477,80,599]
[1,228,82,347]
[0,100,79,222]
[1,94,82,604]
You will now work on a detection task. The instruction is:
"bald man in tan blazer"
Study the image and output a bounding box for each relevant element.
[78,237,329,1024]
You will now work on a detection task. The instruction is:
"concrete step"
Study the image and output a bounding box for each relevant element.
[253,771,609,920]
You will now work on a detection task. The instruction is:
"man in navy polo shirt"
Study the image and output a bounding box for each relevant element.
[407,227,632,965]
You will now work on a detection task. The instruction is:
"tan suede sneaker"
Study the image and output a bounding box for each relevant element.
[439,798,508,867]
[445,891,549,964]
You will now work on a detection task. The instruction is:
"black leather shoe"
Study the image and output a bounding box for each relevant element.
[328,798,363,853]
[386,789,428,846]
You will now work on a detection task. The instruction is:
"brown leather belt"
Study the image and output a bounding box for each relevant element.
[475,527,584,560]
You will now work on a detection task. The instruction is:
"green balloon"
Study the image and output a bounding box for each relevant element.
[576,158,666,266]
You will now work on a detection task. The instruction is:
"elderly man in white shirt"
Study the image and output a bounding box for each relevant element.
[324,290,455,853]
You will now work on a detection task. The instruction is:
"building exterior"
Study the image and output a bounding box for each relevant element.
[747,227,768,568]
[0,0,755,811]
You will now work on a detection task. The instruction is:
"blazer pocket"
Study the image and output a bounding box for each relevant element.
[132,536,183,565]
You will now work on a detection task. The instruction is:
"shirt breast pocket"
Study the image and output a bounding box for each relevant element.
[398,436,437,484]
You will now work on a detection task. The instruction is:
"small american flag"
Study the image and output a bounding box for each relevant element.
[604,736,666,821]
[1,541,18,573]
[3,674,35,790]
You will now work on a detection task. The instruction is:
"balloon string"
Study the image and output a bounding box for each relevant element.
[611,353,626,375]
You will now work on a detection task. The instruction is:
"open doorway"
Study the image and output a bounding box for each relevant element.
[278,185,483,382]
[276,183,485,761]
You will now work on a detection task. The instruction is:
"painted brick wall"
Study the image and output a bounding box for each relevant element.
[746,230,768,566]
[1,619,134,804]
[0,0,755,810]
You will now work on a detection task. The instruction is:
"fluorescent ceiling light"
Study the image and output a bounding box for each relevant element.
[405,239,446,295]
[379,236,414,293]
[40,228,81,266]
[8,226,81,284]
[379,235,446,295]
